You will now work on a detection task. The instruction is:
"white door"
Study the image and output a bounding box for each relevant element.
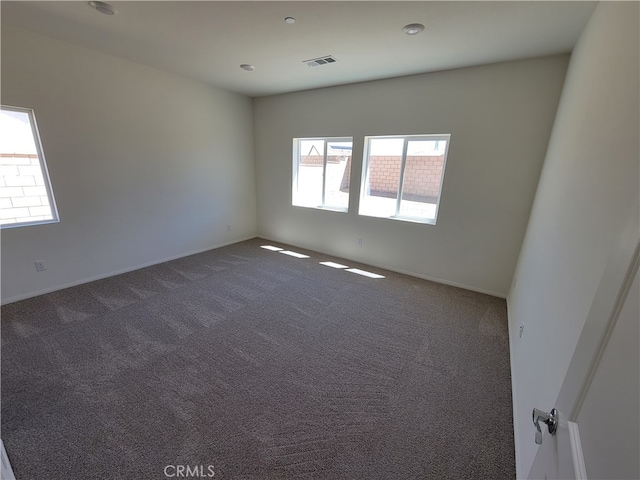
[528,225,640,480]
[1,440,17,480]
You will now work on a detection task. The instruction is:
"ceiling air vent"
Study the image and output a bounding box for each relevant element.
[303,55,338,67]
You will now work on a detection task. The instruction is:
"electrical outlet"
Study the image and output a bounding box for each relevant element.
[519,324,525,338]
[357,238,363,246]
[226,225,231,232]
[35,260,47,272]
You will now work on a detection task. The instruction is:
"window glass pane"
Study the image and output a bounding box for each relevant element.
[399,140,447,220]
[1,107,58,228]
[292,137,351,212]
[359,134,450,224]
[324,141,351,210]
[359,138,403,218]
[294,139,324,207]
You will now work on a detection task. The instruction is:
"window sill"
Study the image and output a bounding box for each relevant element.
[358,213,437,225]
[1,218,60,230]
[293,205,348,214]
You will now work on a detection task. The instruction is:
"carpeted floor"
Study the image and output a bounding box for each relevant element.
[1,238,515,479]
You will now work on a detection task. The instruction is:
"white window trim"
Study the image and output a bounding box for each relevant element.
[359,133,451,225]
[292,136,352,212]
[1,105,60,229]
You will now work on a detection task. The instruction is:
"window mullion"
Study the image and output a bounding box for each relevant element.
[396,138,409,216]
[321,140,328,206]
[293,140,300,200]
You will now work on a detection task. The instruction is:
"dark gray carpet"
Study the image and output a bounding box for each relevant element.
[1,238,515,479]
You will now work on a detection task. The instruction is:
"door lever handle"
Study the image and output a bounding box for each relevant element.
[532,408,558,444]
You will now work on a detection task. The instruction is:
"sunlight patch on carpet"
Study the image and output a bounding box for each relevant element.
[319,262,349,269]
[279,251,310,259]
[345,268,385,279]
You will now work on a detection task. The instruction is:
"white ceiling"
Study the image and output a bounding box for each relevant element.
[1,1,597,97]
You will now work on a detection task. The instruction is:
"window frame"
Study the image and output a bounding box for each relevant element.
[1,105,60,229]
[359,133,451,225]
[292,136,353,212]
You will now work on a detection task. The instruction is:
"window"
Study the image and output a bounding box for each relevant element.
[1,106,59,228]
[359,134,450,224]
[292,137,353,211]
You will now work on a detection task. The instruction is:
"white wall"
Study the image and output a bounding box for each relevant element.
[507,3,639,477]
[1,26,257,303]
[253,56,568,296]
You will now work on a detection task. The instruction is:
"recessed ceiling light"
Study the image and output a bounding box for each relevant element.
[88,1,118,16]
[285,17,296,24]
[240,64,255,71]
[402,23,425,36]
